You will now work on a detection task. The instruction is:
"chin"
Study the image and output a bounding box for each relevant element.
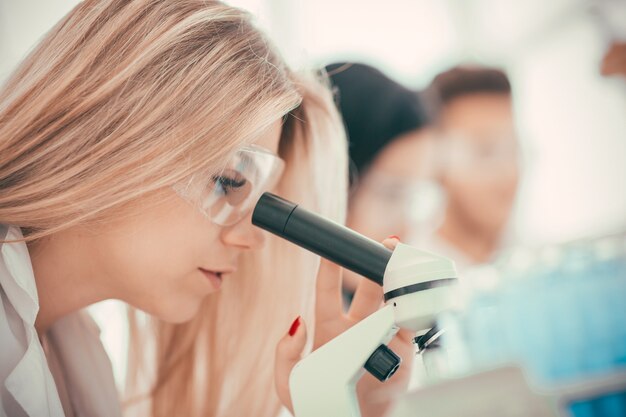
[155,297,204,323]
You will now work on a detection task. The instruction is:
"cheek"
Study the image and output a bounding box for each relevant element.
[348,198,404,241]
[446,175,516,223]
[99,198,224,322]
[445,173,480,198]
[347,193,382,238]
[102,231,200,314]
[112,236,192,283]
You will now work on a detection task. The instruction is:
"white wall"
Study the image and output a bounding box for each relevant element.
[0,0,82,81]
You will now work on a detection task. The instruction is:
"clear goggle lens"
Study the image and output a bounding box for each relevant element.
[175,145,284,226]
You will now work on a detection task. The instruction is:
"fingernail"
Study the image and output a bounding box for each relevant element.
[288,316,301,336]
[387,235,401,241]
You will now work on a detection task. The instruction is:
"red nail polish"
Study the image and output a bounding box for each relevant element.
[288,316,301,336]
[387,235,400,241]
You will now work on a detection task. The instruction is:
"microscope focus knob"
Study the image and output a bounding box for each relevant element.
[364,344,401,382]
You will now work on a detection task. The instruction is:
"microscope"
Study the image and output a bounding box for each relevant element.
[253,193,459,417]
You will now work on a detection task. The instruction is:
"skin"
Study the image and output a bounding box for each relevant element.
[436,93,519,263]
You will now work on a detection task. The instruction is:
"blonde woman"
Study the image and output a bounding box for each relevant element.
[0,1,413,417]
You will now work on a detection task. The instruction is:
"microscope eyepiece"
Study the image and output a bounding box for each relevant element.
[252,192,392,286]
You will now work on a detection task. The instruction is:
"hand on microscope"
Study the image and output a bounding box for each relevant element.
[274,237,415,417]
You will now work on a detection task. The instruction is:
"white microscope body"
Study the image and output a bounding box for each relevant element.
[289,243,458,417]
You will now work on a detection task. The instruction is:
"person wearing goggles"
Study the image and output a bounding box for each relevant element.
[424,65,521,270]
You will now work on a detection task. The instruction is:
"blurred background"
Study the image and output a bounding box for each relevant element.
[2,0,624,246]
[1,0,625,394]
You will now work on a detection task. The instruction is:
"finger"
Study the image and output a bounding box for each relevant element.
[348,237,400,320]
[382,236,400,250]
[275,316,308,414]
[315,258,343,324]
[348,276,383,320]
[396,328,415,344]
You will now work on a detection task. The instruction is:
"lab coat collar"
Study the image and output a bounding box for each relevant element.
[0,224,123,417]
[0,225,39,326]
[1,224,65,417]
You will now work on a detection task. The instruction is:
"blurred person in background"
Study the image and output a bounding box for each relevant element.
[419,66,520,271]
[326,62,438,299]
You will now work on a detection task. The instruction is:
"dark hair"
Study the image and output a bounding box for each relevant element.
[429,66,511,107]
[325,63,429,180]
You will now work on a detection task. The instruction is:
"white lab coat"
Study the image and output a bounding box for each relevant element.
[0,225,122,417]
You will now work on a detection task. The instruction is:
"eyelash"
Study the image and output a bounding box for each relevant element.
[212,175,246,195]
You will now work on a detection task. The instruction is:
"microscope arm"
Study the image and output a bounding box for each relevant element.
[290,305,399,417]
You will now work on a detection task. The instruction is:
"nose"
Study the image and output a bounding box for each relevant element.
[220,211,265,251]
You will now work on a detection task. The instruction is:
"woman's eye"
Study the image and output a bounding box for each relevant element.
[212,174,247,195]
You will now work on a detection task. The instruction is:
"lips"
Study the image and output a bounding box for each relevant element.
[198,267,234,290]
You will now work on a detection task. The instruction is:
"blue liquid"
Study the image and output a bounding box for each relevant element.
[446,236,626,415]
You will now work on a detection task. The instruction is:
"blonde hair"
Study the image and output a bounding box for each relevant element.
[0,0,348,416]
[0,0,300,241]
[126,75,348,417]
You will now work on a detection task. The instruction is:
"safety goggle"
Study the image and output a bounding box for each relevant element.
[440,133,521,172]
[358,172,443,224]
[174,145,285,226]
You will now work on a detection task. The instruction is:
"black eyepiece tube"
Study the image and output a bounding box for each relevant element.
[252,192,392,286]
